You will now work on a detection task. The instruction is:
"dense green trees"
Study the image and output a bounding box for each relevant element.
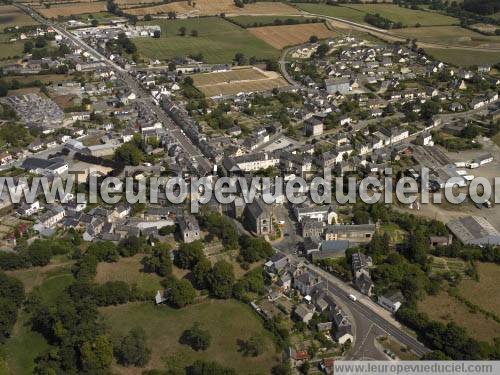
[141,244,172,276]
[175,241,205,269]
[192,258,212,289]
[233,267,266,301]
[168,278,196,308]
[181,322,211,351]
[114,141,143,166]
[239,236,274,263]
[206,260,235,299]
[198,211,238,249]
[0,272,24,342]
[115,327,151,367]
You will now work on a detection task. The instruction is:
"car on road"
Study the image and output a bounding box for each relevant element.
[349,294,357,302]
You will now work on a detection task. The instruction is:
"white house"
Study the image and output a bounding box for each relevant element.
[378,291,403,314]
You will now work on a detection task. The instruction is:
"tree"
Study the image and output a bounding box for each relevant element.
[207,260,235,299]
[272,362,292,375]
[179,26,187,36]
[141,244,172,277]
[115,327,151,367]
[80,335,113,374]
[114,142,143,165]
[175,241,205,269]
[234,0,244,8]
[91,19,99,27]
[192,257,211,289]
[23,40,34,53]
[189,360,236,375]
[180,322,211,351]
[191,29,198,37]
[239,236,273,263]
[234,52,246,66]
[26,239,53,266]
[309,35,318,43]
[239,335,264,357]
[316,43,329,58]
[168,278,196,308]
[35,36,47,49]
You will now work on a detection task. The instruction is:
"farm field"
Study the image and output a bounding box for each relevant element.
[0,4,39,29]
[134,17,279,64]
[100,300,280,372]
[94,253,163,295]
[36,2,107,18]
[116,0,161,9]
[418,281,500,344]
[294,3,368,25]
[458,262,500,316]
[425,47,500,66]
[125,0,299,17]
[229,15,313,28]
[193,66,288,97]
[396,26,500,48]
[343,4,458,26]
[248,23,336,50]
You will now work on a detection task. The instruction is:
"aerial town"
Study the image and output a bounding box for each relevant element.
[0,0,499,374]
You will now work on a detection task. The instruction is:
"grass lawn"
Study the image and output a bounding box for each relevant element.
[294,3,368,24]
[425,47,500,67]
[4,265,74,374]
[458,262,500,316]
[94,254,163,295]
[134,17,280,63]
[343,3,458,26]
[229,15,313,27]
[100,300,280,373]
[418,289,500,343]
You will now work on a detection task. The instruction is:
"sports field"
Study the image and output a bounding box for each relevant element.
[100,300,279,372]
[343,3,458,26]
[193,66,288,97]
[248,22,336,49]
[134,17,279,63]
[125,0,299,17]
[36,2,107,18]
[0,4,39,29]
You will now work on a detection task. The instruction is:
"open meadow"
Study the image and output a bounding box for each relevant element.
[425,47,500,66]
[396,26,500,48]
[125,0,299,17]
[134,17,279,63]
[0,4,39,29]
[193,66,288,97]
[418,262,500,343]
[229,15,313,28]
[294,3,368,25]
[36,1,107,18]
[100,300,280,373]
[248,22,336,49]
[343,3,458,26]
[95,253,163,295]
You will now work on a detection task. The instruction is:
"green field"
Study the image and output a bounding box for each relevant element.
[294,3,368,24]
[458,262,500,316]
[425,47,500,66]
[4,266,74,374]
[229,15,314,27]
[100,300,279,372]
[0,40,24,60]
[0,5,39,30]
[396,26,500,47]
[135,17,280,63]
[343,3,458,26]
[295,3,458,27]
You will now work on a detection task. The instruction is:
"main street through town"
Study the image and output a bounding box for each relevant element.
[15,3,213,175]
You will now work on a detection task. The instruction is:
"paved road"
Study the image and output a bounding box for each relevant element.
[16,3,213,174]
